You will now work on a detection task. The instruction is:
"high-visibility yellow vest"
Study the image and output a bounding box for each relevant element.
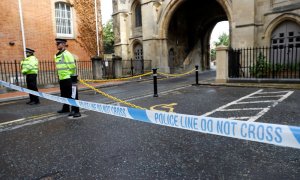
[54,50,76,80]
[21,55,38,75]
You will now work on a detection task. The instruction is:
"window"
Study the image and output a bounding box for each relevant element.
[135,4,142,27]
[55,2,73,38]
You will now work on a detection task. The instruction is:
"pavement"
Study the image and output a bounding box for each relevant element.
[0,80,127,103]
[1,73,300,103]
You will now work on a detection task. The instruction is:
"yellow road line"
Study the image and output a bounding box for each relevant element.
[0,101,17,106]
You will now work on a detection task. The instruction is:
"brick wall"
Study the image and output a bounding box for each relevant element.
[0,0,93,62]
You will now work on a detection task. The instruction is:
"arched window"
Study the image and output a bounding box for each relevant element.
[134,43,143,61]
[271,21,300,48]
[55,2,74,38]
[135,3,142,27]
[270,21,300,65]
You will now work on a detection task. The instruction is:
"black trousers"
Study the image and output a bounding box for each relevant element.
[59,78,79,113]
[26,74,39,103]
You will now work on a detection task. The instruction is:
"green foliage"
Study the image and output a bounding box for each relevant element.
[103,19,114,54]
[210,49,216,60]
[250,53,272,78]
[210,33,229,60]
[249,53,300,78]
[214,32,229,47]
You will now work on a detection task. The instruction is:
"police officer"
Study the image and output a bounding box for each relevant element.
[55,38,81,117]
[21,48,40,105]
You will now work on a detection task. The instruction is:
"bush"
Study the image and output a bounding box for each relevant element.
[250,53,272,78]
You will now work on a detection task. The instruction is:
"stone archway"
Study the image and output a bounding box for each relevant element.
[158,0,231,73]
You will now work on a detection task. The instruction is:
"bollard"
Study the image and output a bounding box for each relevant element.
[152,68,158,97]
[195,65,199,85]
[71,75,81,117]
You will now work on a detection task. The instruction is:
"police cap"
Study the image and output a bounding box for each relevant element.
[55,38,67,44]
[26,48,35,53]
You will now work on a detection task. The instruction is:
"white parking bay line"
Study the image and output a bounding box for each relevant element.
[203,89,294,122]
[203,89,263,117]
[257,91,291,94]
[236,100,277,104]
[247,91,293,122]
[246,95,284,99]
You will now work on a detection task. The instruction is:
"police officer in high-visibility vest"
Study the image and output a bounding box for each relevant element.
[21,48,40,105]
[55,38,81,117]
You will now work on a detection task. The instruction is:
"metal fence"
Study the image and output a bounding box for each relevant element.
[229,46,300,79]
[0,60,93,86]
[122,59,152,76]
[102,59,152,78]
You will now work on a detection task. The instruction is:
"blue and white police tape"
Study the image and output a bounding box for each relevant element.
[1,80,300,149]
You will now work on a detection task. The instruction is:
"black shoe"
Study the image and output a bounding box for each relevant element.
[57,109,70,113]
[68,111,75,116]
[26,101,33,104]
[73,112,81,118]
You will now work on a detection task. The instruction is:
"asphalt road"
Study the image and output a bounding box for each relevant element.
[0,71,300,179]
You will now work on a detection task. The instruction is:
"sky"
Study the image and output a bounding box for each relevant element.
[101,0,113,24]
[101,1,229,44]
[210,21,229,46]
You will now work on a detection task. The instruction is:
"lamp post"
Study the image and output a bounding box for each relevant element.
[94,0,100,56]
[18,0,26,58]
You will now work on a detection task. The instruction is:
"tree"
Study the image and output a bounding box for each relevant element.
[210,32,229,61]
[103,19,114,54]
[214,32,229,47]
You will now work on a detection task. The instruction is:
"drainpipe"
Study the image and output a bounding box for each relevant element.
[94,0,100,56]
[18,0,26,58]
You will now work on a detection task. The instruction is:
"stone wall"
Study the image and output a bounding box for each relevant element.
[113,0,300,73]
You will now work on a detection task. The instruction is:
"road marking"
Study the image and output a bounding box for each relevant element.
[219,108,264,111]
[0,101,17,106]
[235,100,277,104]
[227,117,251,120]
[246,95,284,98]
[257,91,291,94]
[203,89,294,122]
[0,118,26,126]
[203,89,263,117]
[150,103,178,112]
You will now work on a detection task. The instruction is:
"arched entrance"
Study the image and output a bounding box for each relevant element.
[160,0,231,73]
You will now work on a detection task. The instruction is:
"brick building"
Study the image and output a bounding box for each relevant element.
[0,0,102,62]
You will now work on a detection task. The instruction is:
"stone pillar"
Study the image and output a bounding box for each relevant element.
[91,56,103,79]
[216,45,229,83]
[113,55,122,78]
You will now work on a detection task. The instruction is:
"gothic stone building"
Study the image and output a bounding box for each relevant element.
[113,0,300,73]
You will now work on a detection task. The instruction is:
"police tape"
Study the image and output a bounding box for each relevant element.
[1,80,300,149]
[83,72,153,83]
[158,69,195,77]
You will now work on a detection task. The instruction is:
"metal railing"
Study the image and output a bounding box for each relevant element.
[229,46,300,79]
[101,59,152,78]
[0,60,93,86]
[122,59,152,76]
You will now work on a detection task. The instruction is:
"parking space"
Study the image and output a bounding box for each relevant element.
[203,89,294,121]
